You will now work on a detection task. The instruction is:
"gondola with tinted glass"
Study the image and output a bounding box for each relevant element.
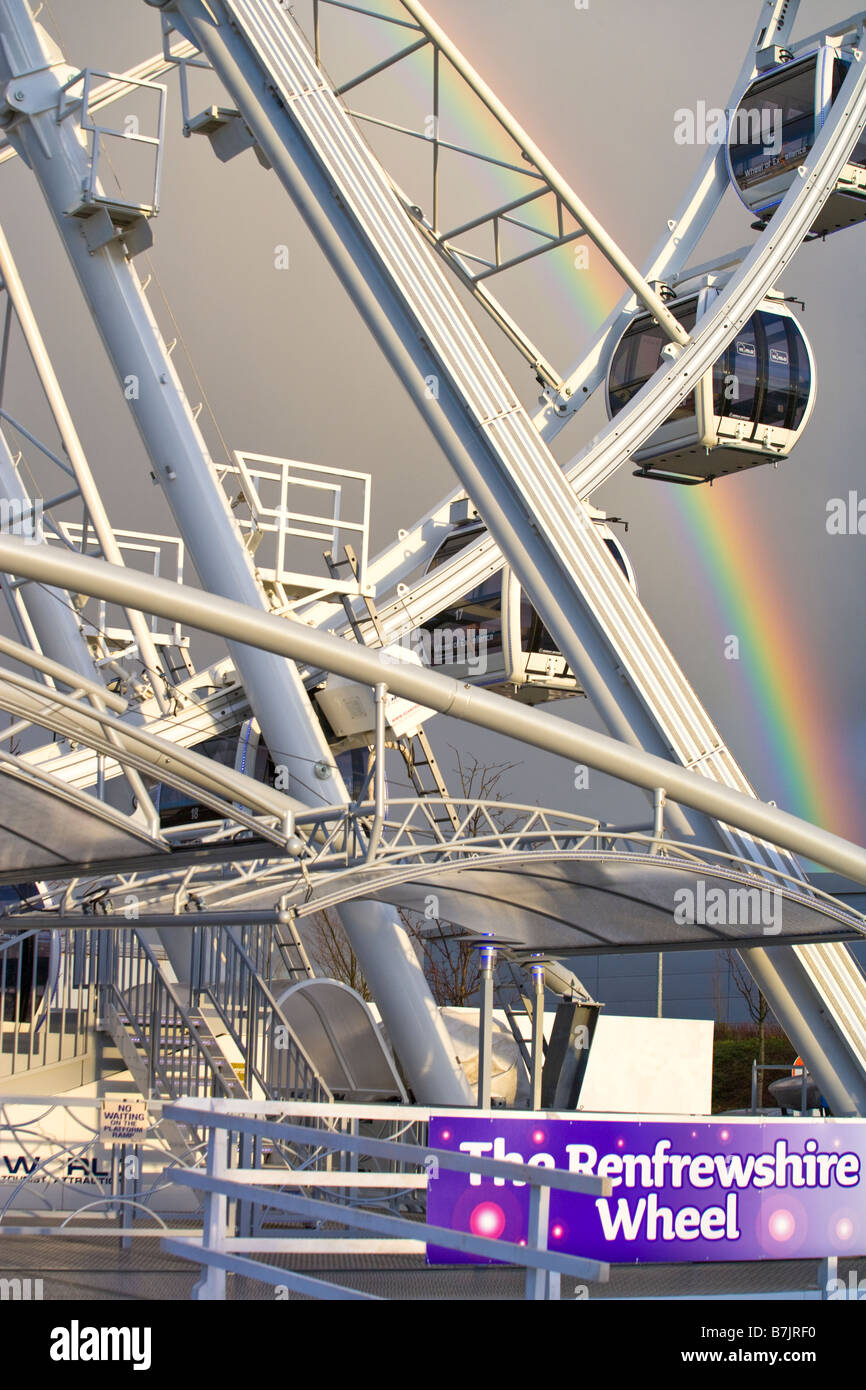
[606,287,815,483]
[727,44,866,235]
[419,512,637,701]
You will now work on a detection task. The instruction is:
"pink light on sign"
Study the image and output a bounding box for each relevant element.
[767,1208,796,1242]
[835,1216,854,1242]
[469,1202,506,1239]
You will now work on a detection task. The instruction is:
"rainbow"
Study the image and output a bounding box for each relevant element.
[344,28,865,845]
[664,484,863,842]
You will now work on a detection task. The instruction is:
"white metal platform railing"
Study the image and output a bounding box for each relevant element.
[0,927,96,1083]
[160,1097,610,1300]
[216,450,372,607]
[49,523,194,679]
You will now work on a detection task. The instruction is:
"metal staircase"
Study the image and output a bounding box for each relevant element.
[190,923,331,1103]
[100,928,246,1100]
[0,915,329,1124]
[99,923,330,1105]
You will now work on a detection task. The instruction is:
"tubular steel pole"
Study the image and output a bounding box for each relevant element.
[0,428,99,685]
[530,961,545,1112]
[477,943,495,1110]
[0,220,171,712]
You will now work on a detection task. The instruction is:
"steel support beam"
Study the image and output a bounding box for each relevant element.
[0,427,98,684]
[0,220,172,711]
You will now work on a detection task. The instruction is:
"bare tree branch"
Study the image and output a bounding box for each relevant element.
[305,908,372,1001]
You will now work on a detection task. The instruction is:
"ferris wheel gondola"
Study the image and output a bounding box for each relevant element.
[419,512,637,701]
[606,287,815,483]
[727,44,866,235]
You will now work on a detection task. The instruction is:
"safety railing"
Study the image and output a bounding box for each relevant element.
[101,928,239,1100]
[161,1098,610,1301]
[0,1092,199,1231]
[190,924,329,1104]
[50,524,193,678]
[0,928,97,1082]
[0,1094,857,1301]
[216,451,372,605]
[227,921,314,990]
[56,67,167,218]
[750,1060,814,1116]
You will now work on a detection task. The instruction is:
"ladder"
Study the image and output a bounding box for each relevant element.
[273,913,316,982]
[399,725,461,837]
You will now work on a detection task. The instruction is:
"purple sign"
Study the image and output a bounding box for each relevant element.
[426,1115,866,1264]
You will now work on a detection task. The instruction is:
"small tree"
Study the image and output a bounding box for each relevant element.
[305,907,372,1001]
[724,951,774,1104]
[406,917,483,1008]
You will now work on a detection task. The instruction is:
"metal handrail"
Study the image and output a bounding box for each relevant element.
[0,927,97,1080]
[102,928,238,1100]
[191,924,330,1104]
[162,1098,609,1301]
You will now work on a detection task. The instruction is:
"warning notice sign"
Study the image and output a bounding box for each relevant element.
[99,1096,149,1145]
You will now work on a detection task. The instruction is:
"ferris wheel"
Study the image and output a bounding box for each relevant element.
[0,0,863,1112]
